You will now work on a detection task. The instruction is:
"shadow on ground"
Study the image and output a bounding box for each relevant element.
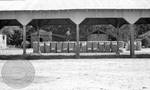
[0,54,150,60]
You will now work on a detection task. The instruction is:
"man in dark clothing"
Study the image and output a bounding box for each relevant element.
[66,28,71,41]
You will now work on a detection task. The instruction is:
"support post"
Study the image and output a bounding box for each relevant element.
[116,26,120,55]
[76,24,80,58]
[23,25,26,55]
[37,26,40,53]
[129,24,135,57]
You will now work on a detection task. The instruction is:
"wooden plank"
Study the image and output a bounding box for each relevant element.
[69,42,76,53]
[62,42,69,53]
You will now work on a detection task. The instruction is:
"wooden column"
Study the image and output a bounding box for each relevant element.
[116,26,120,55]
[76,24,80,58]
[130,24,135,57]
[116,19,120,55]
[23,25,26,55]
[37,26,40,53]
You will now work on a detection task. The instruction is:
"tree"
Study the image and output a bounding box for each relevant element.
[1,26,23,47]
[8,30,23,47]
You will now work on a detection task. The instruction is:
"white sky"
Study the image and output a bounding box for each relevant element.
[0,0,150,11]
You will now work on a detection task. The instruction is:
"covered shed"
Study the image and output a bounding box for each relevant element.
[0,0,150,57]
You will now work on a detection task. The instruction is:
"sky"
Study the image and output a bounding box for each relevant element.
[0,0,150,11]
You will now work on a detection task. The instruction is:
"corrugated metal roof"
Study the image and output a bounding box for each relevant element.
[0,0,150,11]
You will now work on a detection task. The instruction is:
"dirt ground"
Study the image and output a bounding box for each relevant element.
[0,59,150,90]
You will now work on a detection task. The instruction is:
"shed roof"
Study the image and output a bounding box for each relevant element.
[139,31,150,39]
[32,29,51,35]
[0,0,150,11]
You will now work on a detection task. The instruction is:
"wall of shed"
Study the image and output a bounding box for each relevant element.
[31,33,52,46]
[87,34,108,41]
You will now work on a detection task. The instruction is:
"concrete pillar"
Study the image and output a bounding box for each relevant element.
[76,24,80,58]
[129,24,135,57]
[23,25,26,55]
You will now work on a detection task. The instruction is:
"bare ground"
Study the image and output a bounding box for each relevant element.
[0,59,150,90]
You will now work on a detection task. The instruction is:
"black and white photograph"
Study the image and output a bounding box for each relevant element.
[0,0,150,90]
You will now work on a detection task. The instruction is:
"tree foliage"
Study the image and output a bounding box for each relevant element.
[7,30,23,47]
[1,26,23,47]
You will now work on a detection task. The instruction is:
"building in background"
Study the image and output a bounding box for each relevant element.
[31,29,52,46]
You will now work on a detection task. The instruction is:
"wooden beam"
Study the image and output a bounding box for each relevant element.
[52,33,66,39]
[130,24,135,57]
[76,24,80,58]
[23,25,26,55]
